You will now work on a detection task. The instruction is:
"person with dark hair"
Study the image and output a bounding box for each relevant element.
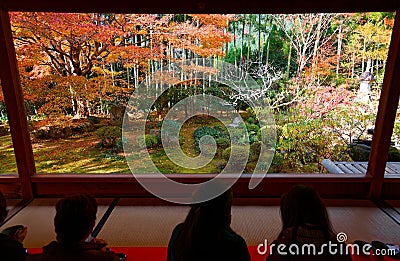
[167,186,250,261]
[0,191,28,261]
[266,185,351,261]
[27,194,120,261]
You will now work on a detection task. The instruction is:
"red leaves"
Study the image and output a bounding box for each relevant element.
[300,85,356,118]
[8,13,233,115]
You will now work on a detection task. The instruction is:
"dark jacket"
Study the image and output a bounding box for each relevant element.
[167,223,250,261]
[0,233,27,261]
[266,226,352,261]
[25,241,119,261]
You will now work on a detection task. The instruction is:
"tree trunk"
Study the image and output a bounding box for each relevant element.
[247,15,251,63]
[233,21,237,67]
[110,63,115,87]
[311,13,323,81]
[258,14,261,63]
[240,15,245,68]
[362,38,366,72]
[265,32,270,67]
[336,22,343,78]
[351,51,355,78]
[286,42,292,78]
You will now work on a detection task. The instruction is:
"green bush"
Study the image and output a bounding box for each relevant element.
[349,144,370,161]
[275,113,337,171]
[246,117,255,125]
[222,147,231,161]
[136,134,159,148]
[389,146,400,161]
[222,145,249,163]
[350,144,400,162]
[145,134,159,148]
[216,138,230,150]
[246,107,256,118]
[213,125,229,137]
[249,134,259,144]
[270,152,284,172]
[95,126,122,148]
[246,123,260,134]
[229,127,249,145]
[249,141,262,162]
[256,127,275,148]
[194,126,227,150]
[199,143,216,156]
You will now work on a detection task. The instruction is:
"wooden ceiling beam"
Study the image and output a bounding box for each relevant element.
[368,12,400,199]
[1,0,399,14]
[0,10,35,200]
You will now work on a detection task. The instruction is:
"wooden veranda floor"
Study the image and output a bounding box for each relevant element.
[322,159,400,175]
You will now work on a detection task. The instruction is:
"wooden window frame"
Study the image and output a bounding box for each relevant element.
[0,0,400,201]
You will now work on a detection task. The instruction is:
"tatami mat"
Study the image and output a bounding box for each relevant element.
[2,198,400,249]
[328,207,400,243]
[98,203,400,247]
[97,204,189,247]
[0,198,113,248]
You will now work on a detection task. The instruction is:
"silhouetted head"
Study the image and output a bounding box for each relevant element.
[172,184,233,261]
[54,194,97,244]
[280,185,333,237]
[191,183,233,230]
[0,191,7,223]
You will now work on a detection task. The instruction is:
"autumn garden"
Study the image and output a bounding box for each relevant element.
[0,12,398,174]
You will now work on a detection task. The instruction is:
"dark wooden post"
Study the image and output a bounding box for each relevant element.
[0,10,35,200]
[368,12,400,199]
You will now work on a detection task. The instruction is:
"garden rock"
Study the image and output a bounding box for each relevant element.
[34,125,72,139]
[70,121,93,133]
[0,125,8,137]
[33,119,94,140]
[110,105,126,126]
[228,117,243,128]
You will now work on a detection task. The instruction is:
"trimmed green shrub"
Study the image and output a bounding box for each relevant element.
[246,117,255,125]
[389,146,400,161]
[246,123,260,133]
[222,145,249,163]
[194,126,227,150]
[249,134,259,144]
[95,126,122,148]
[145,134,159,148]
[136,134,159,148]
[216,138,230,150]
[214,125,229,137]
[246,107,256,118]
[349,144,370,161]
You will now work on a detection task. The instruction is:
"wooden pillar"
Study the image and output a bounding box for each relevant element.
[0,10,35,200]
[368,12,400,199]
